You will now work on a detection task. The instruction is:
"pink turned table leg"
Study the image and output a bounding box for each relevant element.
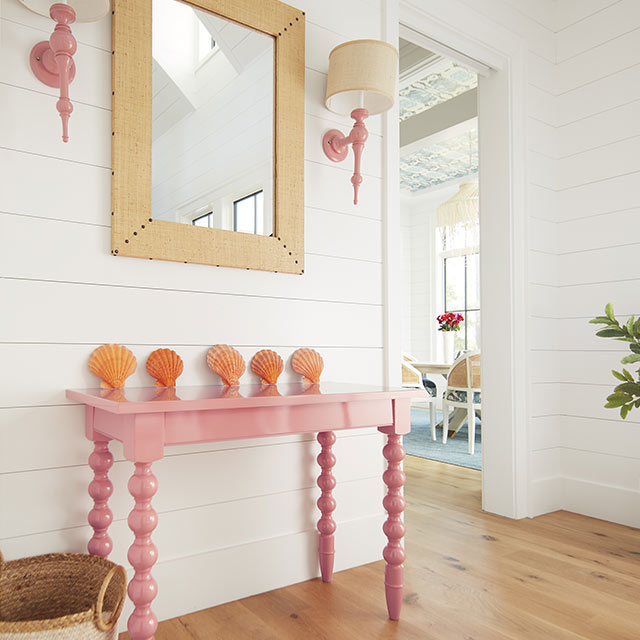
[127,462,159,640]
[88,439,114,558]
[317,430,337,582]
[382,433,406,620]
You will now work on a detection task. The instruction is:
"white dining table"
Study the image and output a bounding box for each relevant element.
[408,361,469,435]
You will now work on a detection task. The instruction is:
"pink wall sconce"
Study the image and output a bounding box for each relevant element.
[18,0,110,142]
[322,39,398,205]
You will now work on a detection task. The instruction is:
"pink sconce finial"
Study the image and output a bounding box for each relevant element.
[20,0,110,143]
[323,39,398,205]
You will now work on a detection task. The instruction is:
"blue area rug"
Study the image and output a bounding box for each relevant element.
[404,407,482,470]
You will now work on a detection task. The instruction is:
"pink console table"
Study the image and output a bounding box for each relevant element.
[66,382,423,640]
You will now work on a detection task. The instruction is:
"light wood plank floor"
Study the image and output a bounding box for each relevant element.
[121,456,640,639]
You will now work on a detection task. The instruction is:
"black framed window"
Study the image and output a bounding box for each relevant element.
[233,190,263,234]
[443,252,480,351]
[192,211,214,227]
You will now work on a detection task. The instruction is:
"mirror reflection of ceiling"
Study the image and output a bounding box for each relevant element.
[399,38,478,193]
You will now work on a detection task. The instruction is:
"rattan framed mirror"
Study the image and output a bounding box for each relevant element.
[111,0,305,274]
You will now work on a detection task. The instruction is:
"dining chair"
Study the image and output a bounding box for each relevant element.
[442,351,481,454]
[401,353,436,439]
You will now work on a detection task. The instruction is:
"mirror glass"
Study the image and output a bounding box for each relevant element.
[151,0,275,236]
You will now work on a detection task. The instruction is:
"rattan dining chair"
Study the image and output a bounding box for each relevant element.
[442,351,481,454]
[402,353,436,439]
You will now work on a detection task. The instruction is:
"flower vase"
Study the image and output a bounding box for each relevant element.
[442,332,455,364]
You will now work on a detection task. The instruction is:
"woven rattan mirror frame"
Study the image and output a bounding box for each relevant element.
[111,0,305,273]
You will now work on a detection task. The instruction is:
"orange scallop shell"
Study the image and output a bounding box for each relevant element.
[88,344,137,389]
[152,387,180,402]
[146,348,184,387]
[291,348,324,384]
[251,349,284,385]
[207,344,246,386]
[256,385,282,397]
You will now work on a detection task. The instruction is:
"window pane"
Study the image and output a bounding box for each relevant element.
[234,197,255,234]
[466,252,480,309]
[255,191,264,235]
[444,256,465,311]
[465,310,480,351]
[192,212,211,227]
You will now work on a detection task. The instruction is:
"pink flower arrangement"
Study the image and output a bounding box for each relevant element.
[437,312,464,332]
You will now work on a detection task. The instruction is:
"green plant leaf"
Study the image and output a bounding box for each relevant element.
[605,302,615,321]
[612,370,627,381]
[622,368,634,382]
[635,399,640,408]
[634,317,640,338]
[620,405,630,419]
[621,353,640,364]
[630,343,640,354]
[596,328,625,338]
[613,382,640,396]
[605,392,632,407]
[589,316,611,325]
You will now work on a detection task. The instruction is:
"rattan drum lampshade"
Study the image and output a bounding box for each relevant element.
[322,39,398,205]
[325,39,398,115]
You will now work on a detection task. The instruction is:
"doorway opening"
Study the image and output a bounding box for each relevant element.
[397,35,482,471]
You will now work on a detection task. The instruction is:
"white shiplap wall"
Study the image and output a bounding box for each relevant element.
[531,0,640,527]
[0,0,389,628]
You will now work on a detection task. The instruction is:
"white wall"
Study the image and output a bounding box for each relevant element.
[0,0,388,628]
[529,0,640,527]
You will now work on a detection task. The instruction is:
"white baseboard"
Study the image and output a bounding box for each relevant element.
[529,476,640,529]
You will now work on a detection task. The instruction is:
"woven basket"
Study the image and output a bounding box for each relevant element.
[0,551,126,640]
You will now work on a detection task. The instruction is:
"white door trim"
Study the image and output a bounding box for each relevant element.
[383,0,531,519]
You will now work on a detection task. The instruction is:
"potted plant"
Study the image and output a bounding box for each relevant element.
[590,303,640,418]
[437,312,463,363]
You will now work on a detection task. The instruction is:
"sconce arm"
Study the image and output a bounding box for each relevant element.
[321,108,369,205]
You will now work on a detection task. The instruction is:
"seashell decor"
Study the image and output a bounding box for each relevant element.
[291,348,324,384]
[146,348,184,387]
[251,349,284,385]
[207,344,246,386]
[88,344,137,388]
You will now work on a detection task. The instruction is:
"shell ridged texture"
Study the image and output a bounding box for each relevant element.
[251,349,284,385]
[291,348,324,384]
[146,348,184,387]
[88,344,137,388]
[207,344,246,386]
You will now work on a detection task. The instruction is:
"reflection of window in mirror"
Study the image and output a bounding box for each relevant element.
[192,211,215,228]
[151,0,274,238]
[234,191,264,235]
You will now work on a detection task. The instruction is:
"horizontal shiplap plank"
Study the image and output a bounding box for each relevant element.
[531,316,632,351]
[556,136,640,191]
[531,349,632,386]
[0,211,382,305]
[557,0,640,62]
[528,217,557,253]
[0,344,383,408]
[528,250,557,286]
[0,431,384,538]
[556,63,640,126]
[555,0,622,32]
[556,99,640,158]
[0,278,383,347]
[533,382,640,424]
[0,84,111,166]
[530,447,563,480]
[556,171,640,221]
[554,280,640,319]
[563,447,640,489]
[558,242,640,286]
[556,27,640,95]
[0,474,385,571]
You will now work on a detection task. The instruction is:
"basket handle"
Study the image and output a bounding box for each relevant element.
[94,564,127,631]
